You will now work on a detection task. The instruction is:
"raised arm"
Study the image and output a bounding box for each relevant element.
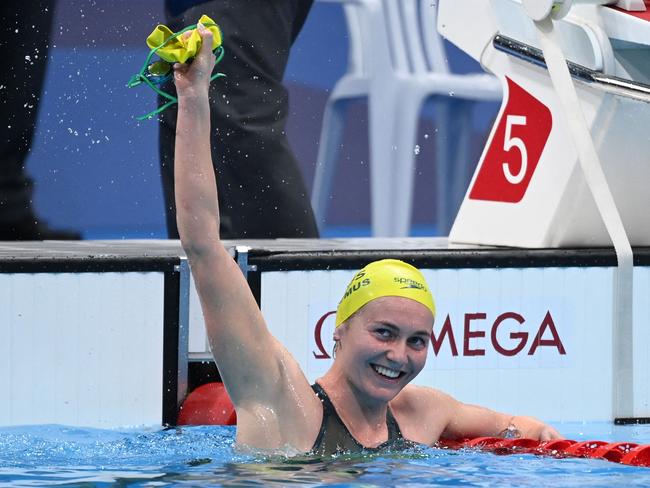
[173,24,319,447]
[173,23,270,400]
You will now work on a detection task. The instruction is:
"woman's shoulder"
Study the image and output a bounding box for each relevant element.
[393,384,457,407]
[390,385,459,444]
[391,385,460,420]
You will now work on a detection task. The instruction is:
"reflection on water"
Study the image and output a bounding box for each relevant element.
[220,457,364,486]
[212,448,436,487]
[1,423,650,487]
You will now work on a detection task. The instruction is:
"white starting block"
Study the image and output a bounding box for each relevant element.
[438,0,650,421]
[439,0,650,248]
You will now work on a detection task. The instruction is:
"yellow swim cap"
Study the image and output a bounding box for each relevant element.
[146,14,223,64]
[335,259,436,327]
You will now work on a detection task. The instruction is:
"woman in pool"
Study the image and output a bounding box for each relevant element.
[173,23,562,455]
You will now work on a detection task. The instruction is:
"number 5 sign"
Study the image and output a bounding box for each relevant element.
[469,77,553,203]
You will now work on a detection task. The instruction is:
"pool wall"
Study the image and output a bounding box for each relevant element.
[2,240,649,428]
[0,241,190,428]
[188,240,650,424]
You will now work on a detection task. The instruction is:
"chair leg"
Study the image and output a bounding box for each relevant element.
[390,92,426,237]
[434,97,453,235]
[311,97,353,231]
[369,87,401,237]
[450,101,474,232]
[436,99,474,236]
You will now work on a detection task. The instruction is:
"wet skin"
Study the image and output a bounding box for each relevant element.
[310,296,436,449]
[332,296,434,406]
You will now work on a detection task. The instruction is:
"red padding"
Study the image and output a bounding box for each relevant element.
[464,437,505,448]
[590,442,639,462]
[563,440,609,457]
[490,438,540,456]
[621,445,650,467]
[177,382,236,425]
[536,439,576,457]
[498,438,541,449]
[444,437,650,468]
[538,439,576,451]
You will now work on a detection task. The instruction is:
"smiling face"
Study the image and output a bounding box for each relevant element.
[333,296,434,404]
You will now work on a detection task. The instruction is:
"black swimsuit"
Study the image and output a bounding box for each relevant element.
[310,383,411,456]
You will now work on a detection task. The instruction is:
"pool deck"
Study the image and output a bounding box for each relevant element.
[0,237,647,267]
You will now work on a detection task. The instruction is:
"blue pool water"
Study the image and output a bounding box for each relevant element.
[1,423,650,487]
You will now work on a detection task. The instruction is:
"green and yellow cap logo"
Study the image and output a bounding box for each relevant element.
[335,259,436,327]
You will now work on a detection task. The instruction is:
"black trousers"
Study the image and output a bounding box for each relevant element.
[0,0,55,224]
[159,0,319,239]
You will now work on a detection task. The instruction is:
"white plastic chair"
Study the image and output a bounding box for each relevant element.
[311,0,503,236]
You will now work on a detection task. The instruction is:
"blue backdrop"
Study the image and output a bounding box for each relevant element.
[27,0,499,238]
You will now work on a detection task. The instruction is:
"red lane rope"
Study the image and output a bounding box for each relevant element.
[437,437,650,468]
[178,382,650,467]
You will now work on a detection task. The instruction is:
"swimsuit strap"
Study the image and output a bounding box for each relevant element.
[311,383,335,451]
[386,402,403,440]
[310,383,404,455]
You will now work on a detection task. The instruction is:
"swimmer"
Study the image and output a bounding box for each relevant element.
[173,22,562,455]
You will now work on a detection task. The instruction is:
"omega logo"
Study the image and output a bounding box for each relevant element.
[312,310,566,359]
[432,311,566,357]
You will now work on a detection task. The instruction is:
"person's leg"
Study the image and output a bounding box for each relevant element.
[159,0,318,239]
[0,0,80,240]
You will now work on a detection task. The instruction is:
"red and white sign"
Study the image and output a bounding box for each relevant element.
[469,77,553,203]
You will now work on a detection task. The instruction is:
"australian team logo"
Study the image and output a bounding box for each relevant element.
[339,270,371,303]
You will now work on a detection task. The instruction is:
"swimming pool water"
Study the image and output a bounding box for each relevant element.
[1,422,650,487]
